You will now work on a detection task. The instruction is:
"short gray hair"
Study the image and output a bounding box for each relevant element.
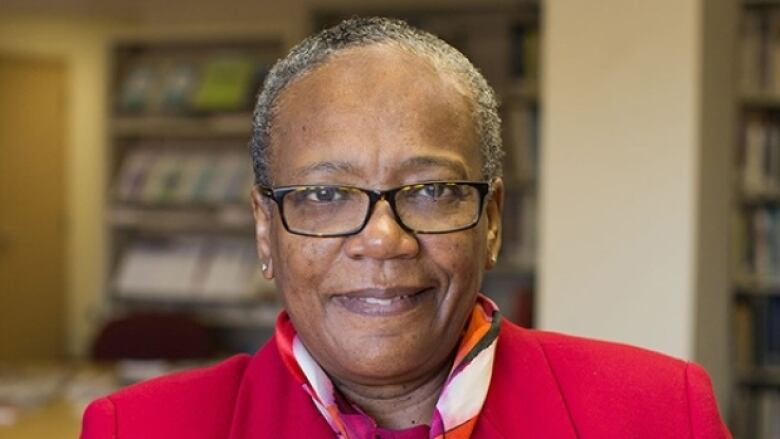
[250,16,504,186]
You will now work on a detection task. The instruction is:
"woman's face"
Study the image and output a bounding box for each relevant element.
[252,45,503,387]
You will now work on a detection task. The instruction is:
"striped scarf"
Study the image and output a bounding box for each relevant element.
[275,293,501,439]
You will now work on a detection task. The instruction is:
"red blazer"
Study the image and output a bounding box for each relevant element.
[81,321,731,438]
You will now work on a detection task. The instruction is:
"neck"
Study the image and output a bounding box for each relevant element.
[332,360,453,430]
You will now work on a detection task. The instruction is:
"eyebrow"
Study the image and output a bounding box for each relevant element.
[294,160,361,180]
[398,155,470,179]
[292,154,470,181]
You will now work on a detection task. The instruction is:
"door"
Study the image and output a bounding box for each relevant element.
[0,54,67,361]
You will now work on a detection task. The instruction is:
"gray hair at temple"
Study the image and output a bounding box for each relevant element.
[250,16,504,186]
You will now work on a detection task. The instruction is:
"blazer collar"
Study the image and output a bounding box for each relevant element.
[476,321,578,438]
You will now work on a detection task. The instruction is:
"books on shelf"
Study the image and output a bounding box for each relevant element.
[758,296,780,367]
[735,296,780,370]
[510,24,540,87]
[505,104,539,183]
[116,52,269,114]
[740,8,780,96]
[740,112,780,196]
[159,63,199,113]
[114,148,254,205]
[118,65,159,113]
[734,207,780,278]
[191,56,256,112]
[113,236,273,302]
[757,389,780,439]
[501,191,536,271]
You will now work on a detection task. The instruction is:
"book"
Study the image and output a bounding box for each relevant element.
[204,153,246,203]
[114,149,158,202]
[159,62,199,113]
[200,239,258,300]
[191,55,255,112]
[510,24,540,86]
[140,152,184,204]
[756,390,780,439]
[770,11,780,95]
[114,238,206,298]
[743,113,769,195]
[113,237,265,302]
[117,64,160,113]
[740,10,766,93]
[758,296,780,367]
[734,300,755,371]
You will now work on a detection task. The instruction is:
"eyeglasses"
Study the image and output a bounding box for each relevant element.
[257,180,492,237]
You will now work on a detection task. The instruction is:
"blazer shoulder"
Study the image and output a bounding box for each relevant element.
[81,354,251,439]
[501,324,730,438]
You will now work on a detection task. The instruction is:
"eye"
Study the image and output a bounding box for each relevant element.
[415,183,459,199]
[304,186,343,202]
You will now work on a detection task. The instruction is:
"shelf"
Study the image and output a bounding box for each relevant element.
[741,93,780,109]
[112,296,280,329]
[734,274,780,295]
[738,368,780,387]
[740,188,780,205]
[112,113,253,138]
[503,177,536,192]
[109,204,253,233]
[744,0,780,7]
[488,262,535,278]
[499,82,540,104]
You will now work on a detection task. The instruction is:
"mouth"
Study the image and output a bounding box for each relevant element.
[332,287,434,316]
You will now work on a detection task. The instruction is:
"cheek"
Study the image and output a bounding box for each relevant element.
[425,228,487,280]
[271,231,341,306]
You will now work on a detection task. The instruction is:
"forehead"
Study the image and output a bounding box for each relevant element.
[269,44,481,184]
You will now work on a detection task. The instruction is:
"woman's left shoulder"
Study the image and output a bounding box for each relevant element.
[493,321,731,438]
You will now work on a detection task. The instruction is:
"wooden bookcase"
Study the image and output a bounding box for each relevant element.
[733,1,780,436]
[313,4,542,327]
[105,36,285,353]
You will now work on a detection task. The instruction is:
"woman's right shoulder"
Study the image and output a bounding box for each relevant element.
[80,353,253,439]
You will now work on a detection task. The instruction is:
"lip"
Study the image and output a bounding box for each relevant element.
[331,287,434,316]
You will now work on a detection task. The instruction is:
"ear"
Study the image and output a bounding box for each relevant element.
[251,186,275,279]
[484,178,504,270]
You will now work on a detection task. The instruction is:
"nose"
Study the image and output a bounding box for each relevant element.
[344,200,420,260]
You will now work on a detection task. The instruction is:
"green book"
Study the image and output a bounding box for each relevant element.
[192,56,254,112]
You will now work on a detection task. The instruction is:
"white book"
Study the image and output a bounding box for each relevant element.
[114,238,205,299]
[200,239,257,300]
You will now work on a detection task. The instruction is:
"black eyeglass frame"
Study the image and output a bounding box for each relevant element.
[257,180,493,237]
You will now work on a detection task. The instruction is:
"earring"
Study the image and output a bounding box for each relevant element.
[261,263,268,272]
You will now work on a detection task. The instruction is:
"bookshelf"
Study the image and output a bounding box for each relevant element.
[734,2,780,436]
[105,37,284,354]
[313,5,542,327]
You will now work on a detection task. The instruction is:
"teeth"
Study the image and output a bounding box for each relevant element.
[362,297,394,306]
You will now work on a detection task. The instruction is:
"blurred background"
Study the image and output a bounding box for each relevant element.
[0,0,776,437]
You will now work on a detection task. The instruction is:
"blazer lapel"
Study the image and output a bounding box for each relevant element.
[228,336,335,438]
[474,321,578,438]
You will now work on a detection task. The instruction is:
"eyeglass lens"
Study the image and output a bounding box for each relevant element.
[281,183,482,236]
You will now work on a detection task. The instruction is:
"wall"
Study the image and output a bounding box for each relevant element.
[540,0,733,404]
[0,17,114,358]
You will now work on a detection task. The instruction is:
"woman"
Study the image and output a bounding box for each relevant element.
[82,17,731,438]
